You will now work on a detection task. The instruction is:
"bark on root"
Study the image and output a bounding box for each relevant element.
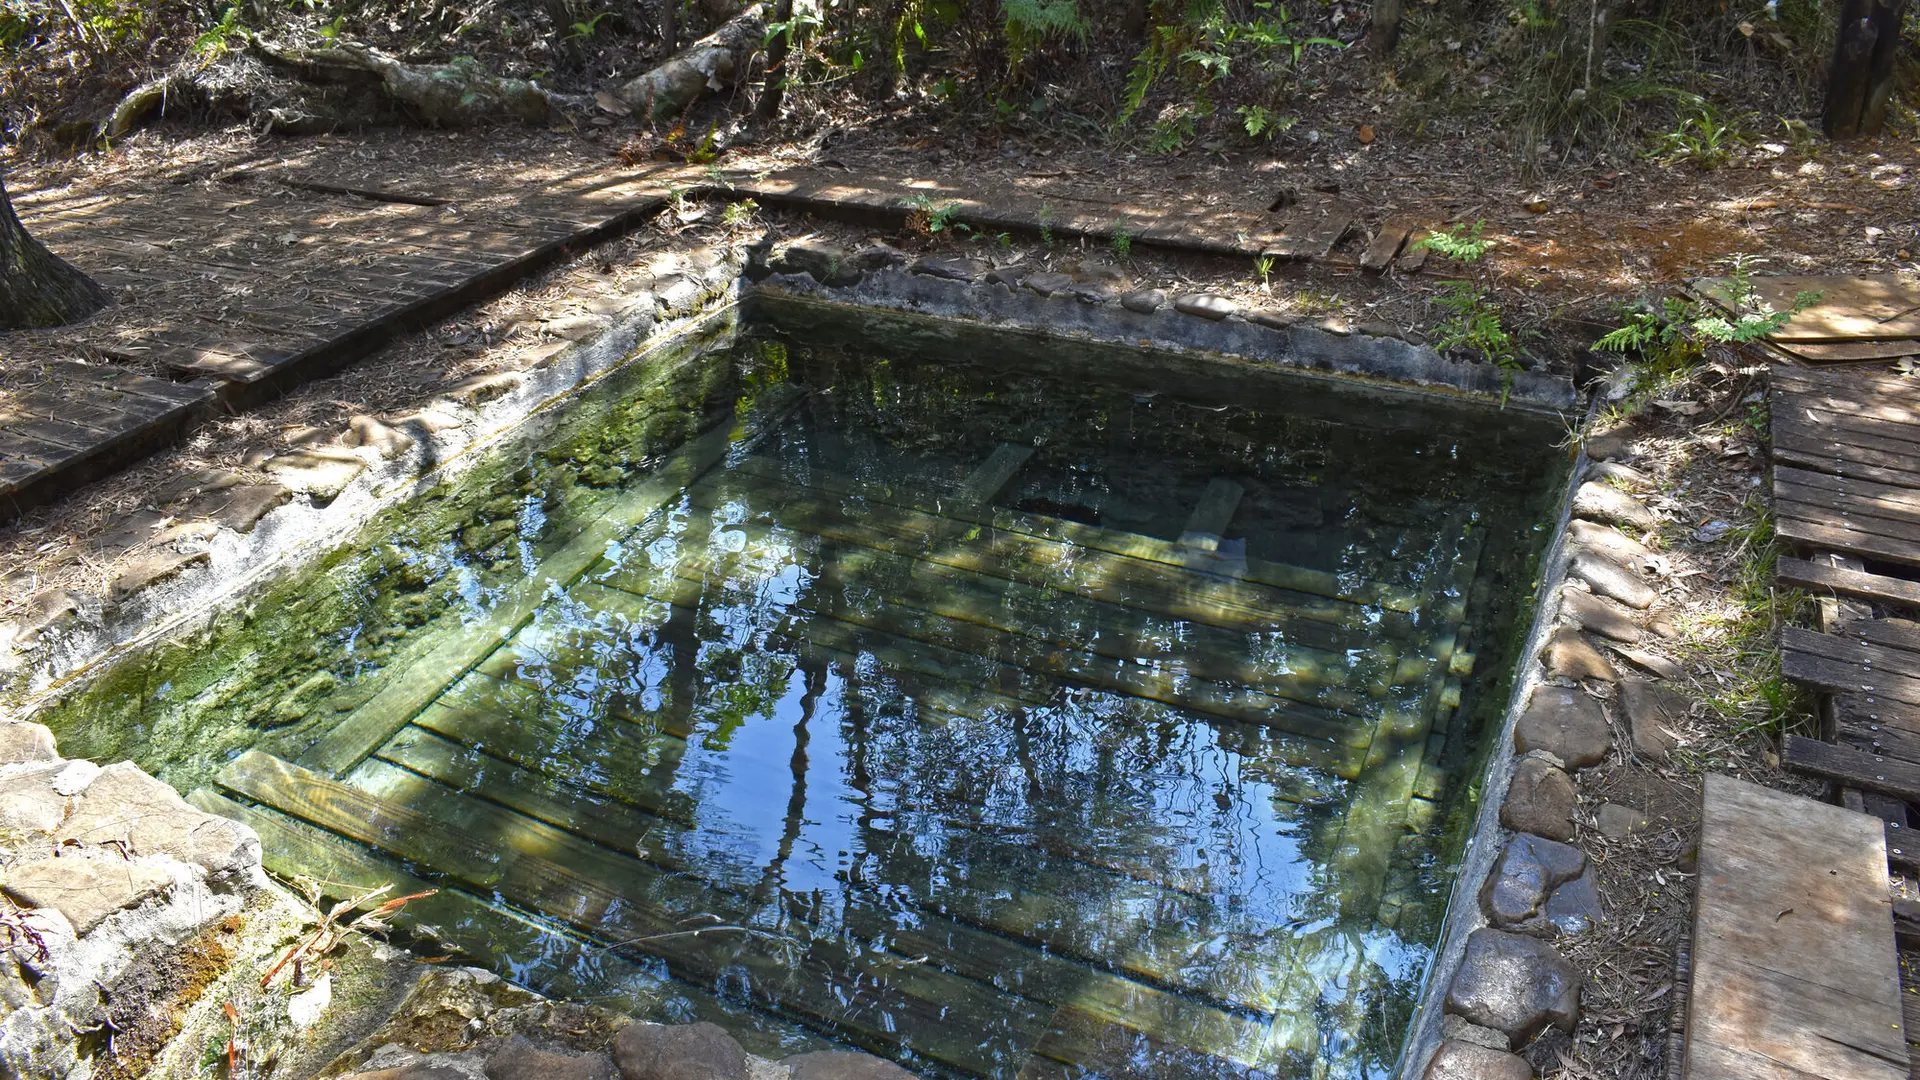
[303,43,555,126]
[616,3,764,120]
[0,177,110,331]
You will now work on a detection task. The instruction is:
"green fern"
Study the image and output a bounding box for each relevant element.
[1001,0,1086,71]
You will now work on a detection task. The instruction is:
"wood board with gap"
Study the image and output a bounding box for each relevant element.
[1693,273,1920,342]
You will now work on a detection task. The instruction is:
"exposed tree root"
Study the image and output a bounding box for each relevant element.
[615,3,764,120]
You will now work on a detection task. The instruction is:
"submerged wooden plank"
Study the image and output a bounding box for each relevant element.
[714,460,1416,640]
[1779,557,1920,609]
[219,750,1055,1075]
[731,454,1423,614]
[1179,477,1245,550]
[302,402,797,776]
[364,739,1292,1035]
[1684,773,1906,1080]
[956,443,1034,505]
[188,787,834,1055]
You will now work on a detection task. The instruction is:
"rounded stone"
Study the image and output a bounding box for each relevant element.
[1024,271,1075,296]
[1120,288,1166,313]
[1173,293,1237,320]
[1572,481,1657,531]
[1567,519,1652,564]
[1481,833,1587,929]
[1586,460,1652,490]
[783,1051,920,1080]
[614,1021,747,1080]
[910,256,986,282]
[1594,802,1651,838]
[1513,685,1613,769]
[1424,1040,1533,1080]
[1568,550,1657,610]
[0,723,58,766]
[1541,628,1618,684]
[1501,758,1576,842]
[486,1035,615,1080]
[1560,587,1640,644]
[1443,928,1581,1043]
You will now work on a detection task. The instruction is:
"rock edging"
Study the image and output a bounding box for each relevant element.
[1421,431,1700,1078]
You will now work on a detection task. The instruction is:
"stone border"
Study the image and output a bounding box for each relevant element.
[740,243,1578,412]
[1407,419,1698,1079]
[2,244,750,707]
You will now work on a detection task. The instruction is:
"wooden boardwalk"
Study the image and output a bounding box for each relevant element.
[1772,364,1920,840]
[2,160,687,517]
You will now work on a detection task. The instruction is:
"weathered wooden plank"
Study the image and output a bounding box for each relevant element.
[1266,201,1357,261]
[1683,772,1907,1080]
[731,454,1424,615]
[1783,735,1920,803]
[302,402,798,776]
[956,443,1034,505]
[1780,467,1920,513]
[1778,511,1920,567]
[1779,557,1920,609]
[1782,627,1920,706]
[1179,477,1244,550]
[368,735,1294,1032]
[1699,272,1920,342]
[1359,219,1417,273]
[220,750,1056,1074]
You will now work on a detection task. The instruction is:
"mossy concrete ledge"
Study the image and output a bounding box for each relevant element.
[742,267,1578,413]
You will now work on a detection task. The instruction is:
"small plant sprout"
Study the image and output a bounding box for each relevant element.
[1253,254,1274,290]
[721,198,760,228]
[904,194,964,235]
[568,10,610,40]
[1111,221,1135,260]
[1236,104,1294,140]
[1595,254,1820,374]
[1411,220,1491,263]
[1037,204,1057,248]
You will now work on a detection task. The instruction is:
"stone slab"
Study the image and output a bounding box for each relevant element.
[1683,773,1907,1080]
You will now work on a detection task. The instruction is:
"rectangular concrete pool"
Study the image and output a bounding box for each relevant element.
[43,314,1570,1079]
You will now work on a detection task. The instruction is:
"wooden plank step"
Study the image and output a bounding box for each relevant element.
[731,454,1423,615]
[301,398,802,777]
[1682,772,1907,1080]
[1776,440,1920,491]
[1783,627,1920,706]
[1778,511,1920,568]
[1779,466,1920,515]
[1779,557,1920,610]
[220,750,1058,1074]
[1783,735,1920,802]
[364,739,1295,1032]
[185,788,836,1057]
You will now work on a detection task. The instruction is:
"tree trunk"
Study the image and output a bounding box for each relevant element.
[755,0,795,119]
[0,177,109,331]
[616,2,764,120]
[1824,0,1911,138]
[1366,0,1404,56]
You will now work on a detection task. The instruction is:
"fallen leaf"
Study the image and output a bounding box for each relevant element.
[1653,398,1703,416]
[1357,124,1375,144]
[593,90,632,116]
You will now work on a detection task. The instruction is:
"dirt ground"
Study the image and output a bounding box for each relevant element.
[0,88,1915,1078]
